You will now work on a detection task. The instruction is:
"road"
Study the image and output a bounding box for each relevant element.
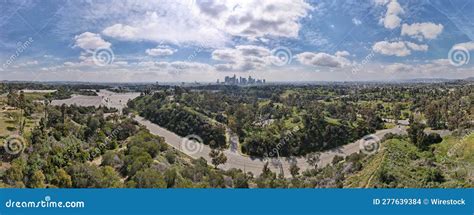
[51,90,140,111]
[52,91,452,177]
[135,116,409,177]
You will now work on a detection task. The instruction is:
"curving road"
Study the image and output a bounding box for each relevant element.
[53,91,451,177]
[135,115,409,177]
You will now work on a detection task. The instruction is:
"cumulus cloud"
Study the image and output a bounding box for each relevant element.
[378,0,404,29]
[100,0,312,47]
[405,42,428,51]
[198,0,312,39]
[401,22,444,40]
[335,51,350,57]
[384,63,412,73]
[372,41,428,56]
[145,45,176,56]
[74,32,111,50]
[295,51,351,68]
[452,41,474,50]
[212,45,276,71]
[102,11,227,47]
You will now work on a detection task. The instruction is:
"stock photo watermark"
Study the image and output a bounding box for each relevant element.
[448,45,470,67]
[359,134,381,155]
[3,135,26,155]
[270,46,293,66]
[180,134,204,155]
[5,195,85,209]
[91,47,115,66]
[2,37,34,69]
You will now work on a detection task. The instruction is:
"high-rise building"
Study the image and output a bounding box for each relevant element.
[221,74,266,85]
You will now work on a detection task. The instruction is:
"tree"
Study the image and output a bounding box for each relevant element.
[53,169,72,188]
[131,168,166,188]
[4,158,25,185]
[306,152,321,169]
[392,103,402,121]
[332,155,344,165]
[99,166,122,188]
[209,149,227,168]
[289,163,300,178]
[29,170,46,188]
[407,119,425,146]
[425,102,444,129]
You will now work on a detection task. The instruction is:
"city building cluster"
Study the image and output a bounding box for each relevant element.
[218,74,266,85]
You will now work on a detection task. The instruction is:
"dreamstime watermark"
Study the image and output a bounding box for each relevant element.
[270,46,293,66]
[180,134,204,155]
[358,134,381,155]
[3,135,26,155]
[262,126,301,162]
[441,130,473,162]
[2,37,34,69]
[351,51,375,74]
[89,125,123,158]
[5,195,85,208]
[448,45,470,67]
[91,47,115,66]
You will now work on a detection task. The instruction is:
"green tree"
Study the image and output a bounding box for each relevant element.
[4,158,26,185]
[99,166,122,188]
[29,170,46,188]
[407,119,426,148]
[209,149,227,168]
[53,169,72,188]
[289,163,300,178]
[131,168,166,188]
[392,103,402,121]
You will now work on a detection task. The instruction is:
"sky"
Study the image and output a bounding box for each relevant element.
[0,0,473,82]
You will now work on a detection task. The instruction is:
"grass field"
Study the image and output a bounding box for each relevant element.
[345,132,474,188]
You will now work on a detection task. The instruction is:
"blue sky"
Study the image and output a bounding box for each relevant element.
[0,0,473,82]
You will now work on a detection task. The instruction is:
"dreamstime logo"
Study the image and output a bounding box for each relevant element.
[262,126,301,162]
[2,37,34,69]
[271,46,292,66]
[351,51,375,74]
[180,134,204,155]
[359,134,381,155]
[448,45,470,67]
[92,47,115,66]
[3,135,26,155]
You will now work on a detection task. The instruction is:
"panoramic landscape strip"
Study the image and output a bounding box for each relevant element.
[0,0,473,214]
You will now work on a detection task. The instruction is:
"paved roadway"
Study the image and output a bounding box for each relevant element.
[135,116,411,177]
[51,90,140,111]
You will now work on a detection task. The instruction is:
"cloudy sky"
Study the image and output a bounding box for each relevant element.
[0,0,473,82]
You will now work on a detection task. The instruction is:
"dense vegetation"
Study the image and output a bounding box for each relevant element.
[130,81,471,157]
[0,104,249,188]
[0,81,472,188]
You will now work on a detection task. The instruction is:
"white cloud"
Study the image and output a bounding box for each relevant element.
[372,41,409,56]
[384,63,412,73]
[335,51,350,57]
[352,18,362,25]
[295,51,351,68]
[101,0,312,47]
[212,45,276,71]
[102,11,227,47]
[452,41,474,50]
[198,0,312,39]
[401,22,444,40]
[405,42,428,51]
[74,32,111,50]
[145,46,176,56]
[372,41,428,56]
[378,0,404,29]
